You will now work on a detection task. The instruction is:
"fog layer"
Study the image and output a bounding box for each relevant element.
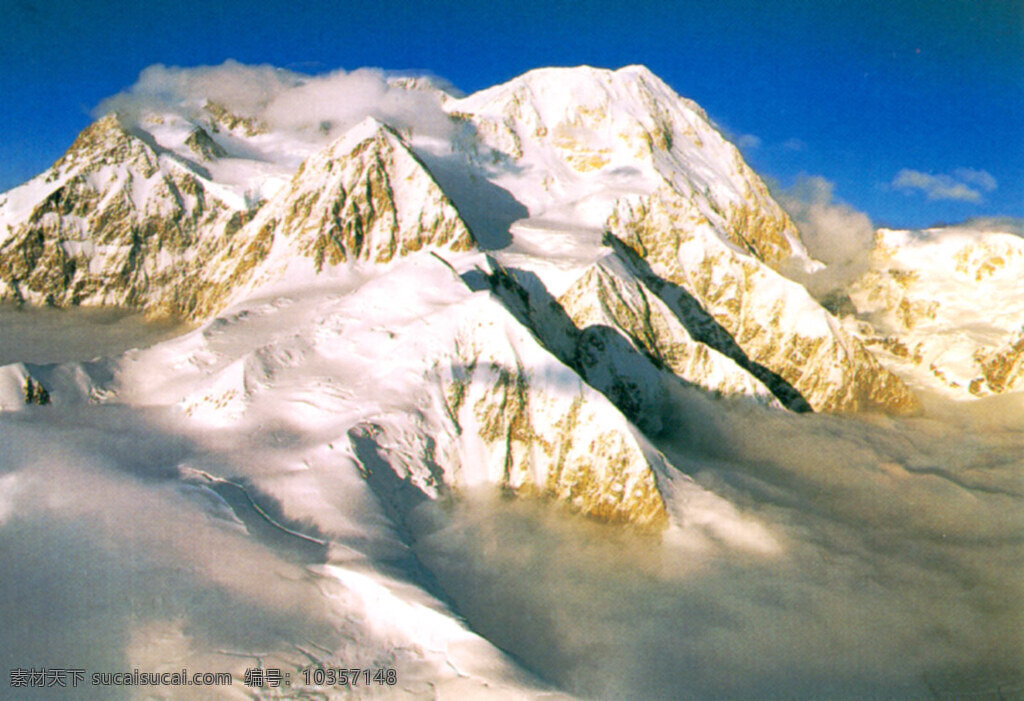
[1,310,1021,699]
[414,386,1024,699]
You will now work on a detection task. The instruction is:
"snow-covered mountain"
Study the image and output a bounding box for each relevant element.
[840,223,1024,399]
[0,64,930,521]
[1,63,1021,699]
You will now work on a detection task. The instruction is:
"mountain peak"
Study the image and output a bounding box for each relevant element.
[0,64,921,417]
[183,114,478,315]
[201,100,265,136]
[184,126,228,161]
[51,112,154,175]
[320,115,395,157]
[446,62,807,272]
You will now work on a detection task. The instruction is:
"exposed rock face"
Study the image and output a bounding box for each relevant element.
[184,127,228,161]
[259,120,475,269]
[0,358,113,411]
[435,300,670,530]
[606,188,920,414]
[0,114,243,315]
[0,364,36,411]
[844,227,1024,397]
[190,119,478,318]
[558,255,776,404]
[202,100,266,136]
[974,335,1024,395]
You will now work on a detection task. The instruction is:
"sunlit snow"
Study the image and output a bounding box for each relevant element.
[1,64,1021,700]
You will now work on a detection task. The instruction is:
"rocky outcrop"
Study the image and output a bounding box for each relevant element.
[558,255,776,404]
[190,119,478,318]
[607,188,920,414]
[0,114,244,315]
[973,335,1024,395]
[184,127,228,161]
[202,100,266,136]
[0,359,113,411]
[435,302,670,530]
[844,227,1024,398]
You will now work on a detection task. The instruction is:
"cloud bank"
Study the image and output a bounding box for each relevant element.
[2,279,1021,700]
[416,384,1024,700]
[891,168,998,203]
[95,60,458,143]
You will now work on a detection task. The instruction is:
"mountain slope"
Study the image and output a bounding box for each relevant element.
[433,65,918,414]
[0,114,246,313]
[842,224,1024,398]
[0,64,931,530]
[110,251,681,529]
[0,115,478,322]
[443,64,806,269]
[606,187,920,413]
[558,253,778,405]
[188,118,478,318]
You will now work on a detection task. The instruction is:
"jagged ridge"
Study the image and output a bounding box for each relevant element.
[0,63,936,531]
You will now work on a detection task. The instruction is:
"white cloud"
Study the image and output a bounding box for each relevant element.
[891,168,997,203]
[782,137,807,152]
[736,133,761,150]
[953,167,997,192]
[260,68,456,141]
[774,175,875,297]
[95,60,457,144]
[95,60,302,125]
[957,216,1024,237]
[416,383,1024,699]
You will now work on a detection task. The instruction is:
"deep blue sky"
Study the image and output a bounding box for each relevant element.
[2,0,1021,228]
